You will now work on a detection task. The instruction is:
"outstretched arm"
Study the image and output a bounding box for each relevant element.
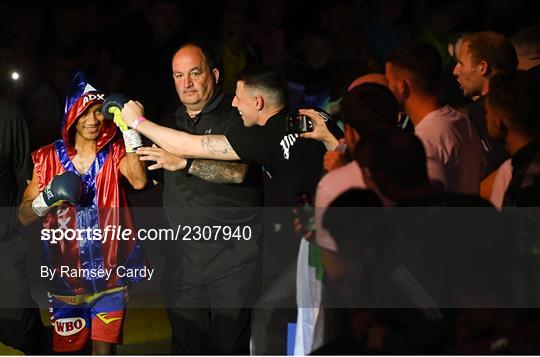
[121,100,241,160]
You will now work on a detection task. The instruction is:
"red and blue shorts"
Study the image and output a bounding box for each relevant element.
[48,286,128,352]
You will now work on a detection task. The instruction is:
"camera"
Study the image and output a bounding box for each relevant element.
[285,108,333,134]
[285,113,313,134]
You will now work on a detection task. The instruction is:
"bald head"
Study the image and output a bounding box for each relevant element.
[172,44,219,114]
[348,73,388,92]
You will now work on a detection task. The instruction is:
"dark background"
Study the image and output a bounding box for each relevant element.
[0,0,538,150]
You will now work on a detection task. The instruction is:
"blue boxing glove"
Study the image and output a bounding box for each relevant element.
[102,93,143,153]
[32,172,82,217]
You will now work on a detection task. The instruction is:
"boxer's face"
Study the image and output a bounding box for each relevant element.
[75,104,104,141]
[172,46,219,111]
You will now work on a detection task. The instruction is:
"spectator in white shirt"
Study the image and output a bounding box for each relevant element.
[385,41,482,194]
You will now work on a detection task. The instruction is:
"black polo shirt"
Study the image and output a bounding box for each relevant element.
[160,91,263,228]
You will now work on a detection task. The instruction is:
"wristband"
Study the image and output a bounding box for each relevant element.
[32,194,49,217]
[132,116,146,131]
[123,129,143,153]
[32,194,59,217]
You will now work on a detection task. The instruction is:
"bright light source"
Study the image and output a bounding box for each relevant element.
[11,72,20,81]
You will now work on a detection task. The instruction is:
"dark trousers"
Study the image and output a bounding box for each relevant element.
[162,240,260,354]
[0,304,47,355]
